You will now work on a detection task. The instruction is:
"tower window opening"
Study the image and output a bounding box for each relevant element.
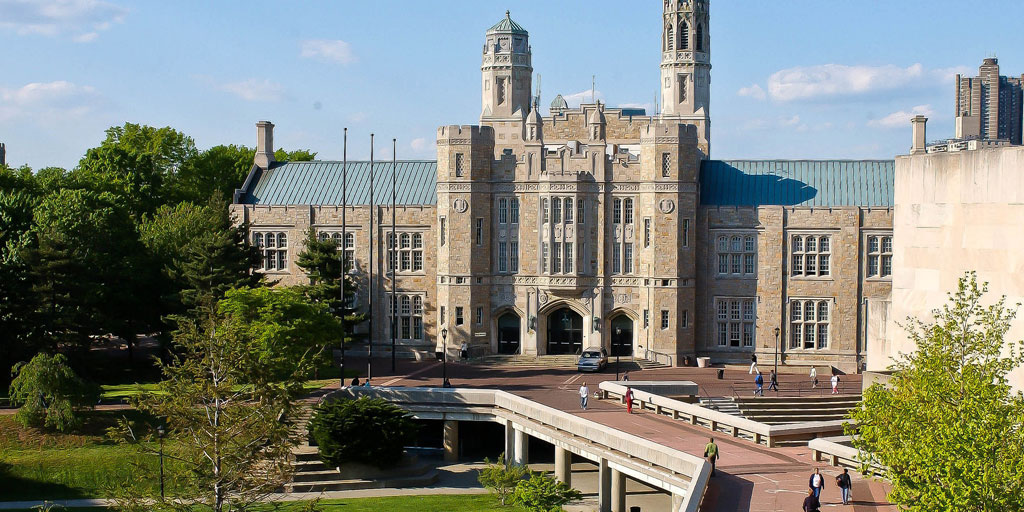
[667,25,674,51]
[696,23,704,52]
[497,78,506,105]
[679,21,689,50]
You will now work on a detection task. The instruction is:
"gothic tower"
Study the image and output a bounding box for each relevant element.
[660,0,711,156]
[481,11,533,121]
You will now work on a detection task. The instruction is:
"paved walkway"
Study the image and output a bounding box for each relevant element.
[376,360,892,512]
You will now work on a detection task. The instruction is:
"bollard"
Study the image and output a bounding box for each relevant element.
[630,507,641,512]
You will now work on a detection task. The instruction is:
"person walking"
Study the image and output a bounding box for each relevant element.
[754,371,764,396]
[836,468,852,505]
[809,467,826,499]
[579,382,589,410]
[831,373,841,395]
[802,488,821,512]
[748,353,758,374]
[810,366,818,388]
[624,387,634,414]
[703,437,719,476]
[460,342,469,360]
[768,369,779,391]
[622,372,630,381]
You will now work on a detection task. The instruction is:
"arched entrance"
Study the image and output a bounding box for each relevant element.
[609,315,634,357]
[497,312,520,355]
[547,307,583,355]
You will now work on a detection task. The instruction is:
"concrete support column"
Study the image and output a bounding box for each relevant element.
[554,446,572,485]
[671,493,684,512]
[504,420,516,461]
[611,468,626,512]
[443,420,459,462]
[514,428,530,466]
[598,458,612,512]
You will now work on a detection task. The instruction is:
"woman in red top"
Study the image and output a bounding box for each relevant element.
[624,387,634,414]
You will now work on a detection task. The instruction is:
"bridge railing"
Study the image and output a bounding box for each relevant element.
[325,386,710,512]
[600,381,849,447]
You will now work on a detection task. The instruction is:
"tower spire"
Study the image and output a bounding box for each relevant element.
[661,0,712,155]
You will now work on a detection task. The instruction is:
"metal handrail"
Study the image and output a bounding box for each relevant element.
[643,348,673,367]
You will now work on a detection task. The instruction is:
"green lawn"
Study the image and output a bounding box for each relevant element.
[6,495,520,511]
[0,411,174,501]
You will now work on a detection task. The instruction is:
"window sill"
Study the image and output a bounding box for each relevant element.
[864,276,892,282]
[789,275,834,281]
[715,274,757,279]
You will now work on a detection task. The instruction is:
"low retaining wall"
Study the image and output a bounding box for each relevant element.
[600,381,849,447]
[808,436,885,476]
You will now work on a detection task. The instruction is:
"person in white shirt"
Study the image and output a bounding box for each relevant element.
[831,374,840,395]
[460,342,469,360]
[579,382,589,410]
[810,366,818,388]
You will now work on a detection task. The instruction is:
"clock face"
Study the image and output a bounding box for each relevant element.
[499,38,510,51]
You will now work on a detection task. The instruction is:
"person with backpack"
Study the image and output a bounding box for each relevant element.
[754,371,764,396]
[703,437,719,476]
[768,369,779,391]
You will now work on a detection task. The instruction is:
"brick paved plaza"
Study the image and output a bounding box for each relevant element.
[341,358,893,511]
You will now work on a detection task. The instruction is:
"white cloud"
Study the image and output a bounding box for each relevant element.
[0,0,127,42]
[300,39,356,65]
[765,63,966,102]
[348,112,367,123]
[217,79,285,102]
[0,80,101,123]
[779,115,801,127]
[560,89,603,108]
[868,104,935,128]
[738,84,766,100]
[410,138,428,151]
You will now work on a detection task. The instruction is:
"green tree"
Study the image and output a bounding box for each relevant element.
[114,310,310,512]
[26,189,141,353]
[295,228,368,346]
[308,397,418,469]
[511,472,582,512]
[850,272,1024,511]
[0,187,39,382]
[174,145,255,204]
[8,352,99,431]
[217,286,340,380]
[169,199,261,314]
[478,454,530,506]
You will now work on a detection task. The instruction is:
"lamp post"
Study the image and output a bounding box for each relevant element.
[441,327,449,387]
[157,424,166,501]
[615,326,622,380]
[773,326,781,377]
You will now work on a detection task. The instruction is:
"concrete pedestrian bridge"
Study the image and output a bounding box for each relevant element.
[326,386,710,512]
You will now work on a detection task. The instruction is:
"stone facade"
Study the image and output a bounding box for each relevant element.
[231,3,895,373]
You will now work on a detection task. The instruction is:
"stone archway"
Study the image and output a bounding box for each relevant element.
[609,315,634,357]
[547,307,583,355]
[497,311,521,355]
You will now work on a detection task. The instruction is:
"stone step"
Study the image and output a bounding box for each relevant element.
[294,449,320,462]
[636,358,669,370]
[469,355,581,367]
[293,460,329,472]
[284,468,440,493]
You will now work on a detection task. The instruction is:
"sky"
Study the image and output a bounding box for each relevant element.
[2,0,1024,170]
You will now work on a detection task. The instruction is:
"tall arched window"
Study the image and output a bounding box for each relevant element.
[666,25,674,51]
[679,21,689,50]
[695,23,704,52]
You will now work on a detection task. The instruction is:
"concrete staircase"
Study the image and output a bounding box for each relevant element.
[469,354,580,368]
[731,395,861,425]
[635,357,670,370]
[285,448,440,493]
[699,397,743,417]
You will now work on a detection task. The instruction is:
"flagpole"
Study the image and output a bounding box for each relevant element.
[391,138,397,374]
[367,134,374,382]
[340,128,347,387]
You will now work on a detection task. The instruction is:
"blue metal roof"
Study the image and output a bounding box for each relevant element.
[243,160,437,206]
[700,160,894,207]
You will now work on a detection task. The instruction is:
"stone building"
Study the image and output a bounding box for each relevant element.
[231,3,895,373]
[880,117,1024,390]
[955,57,1023,144]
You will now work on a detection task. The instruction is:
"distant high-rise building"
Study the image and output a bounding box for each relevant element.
[0,142,6,167]
[955,58,1023,144]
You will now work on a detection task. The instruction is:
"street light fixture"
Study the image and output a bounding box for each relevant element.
[156,424,166,501]
[441,327,450,388]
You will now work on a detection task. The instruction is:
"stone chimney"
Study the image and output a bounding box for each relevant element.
[911,115,927,155]
[254,121,275,169]
[0,142,6,167]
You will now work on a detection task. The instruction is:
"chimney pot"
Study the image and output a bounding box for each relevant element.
[911,115,928,155]
[255,121,275,169]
